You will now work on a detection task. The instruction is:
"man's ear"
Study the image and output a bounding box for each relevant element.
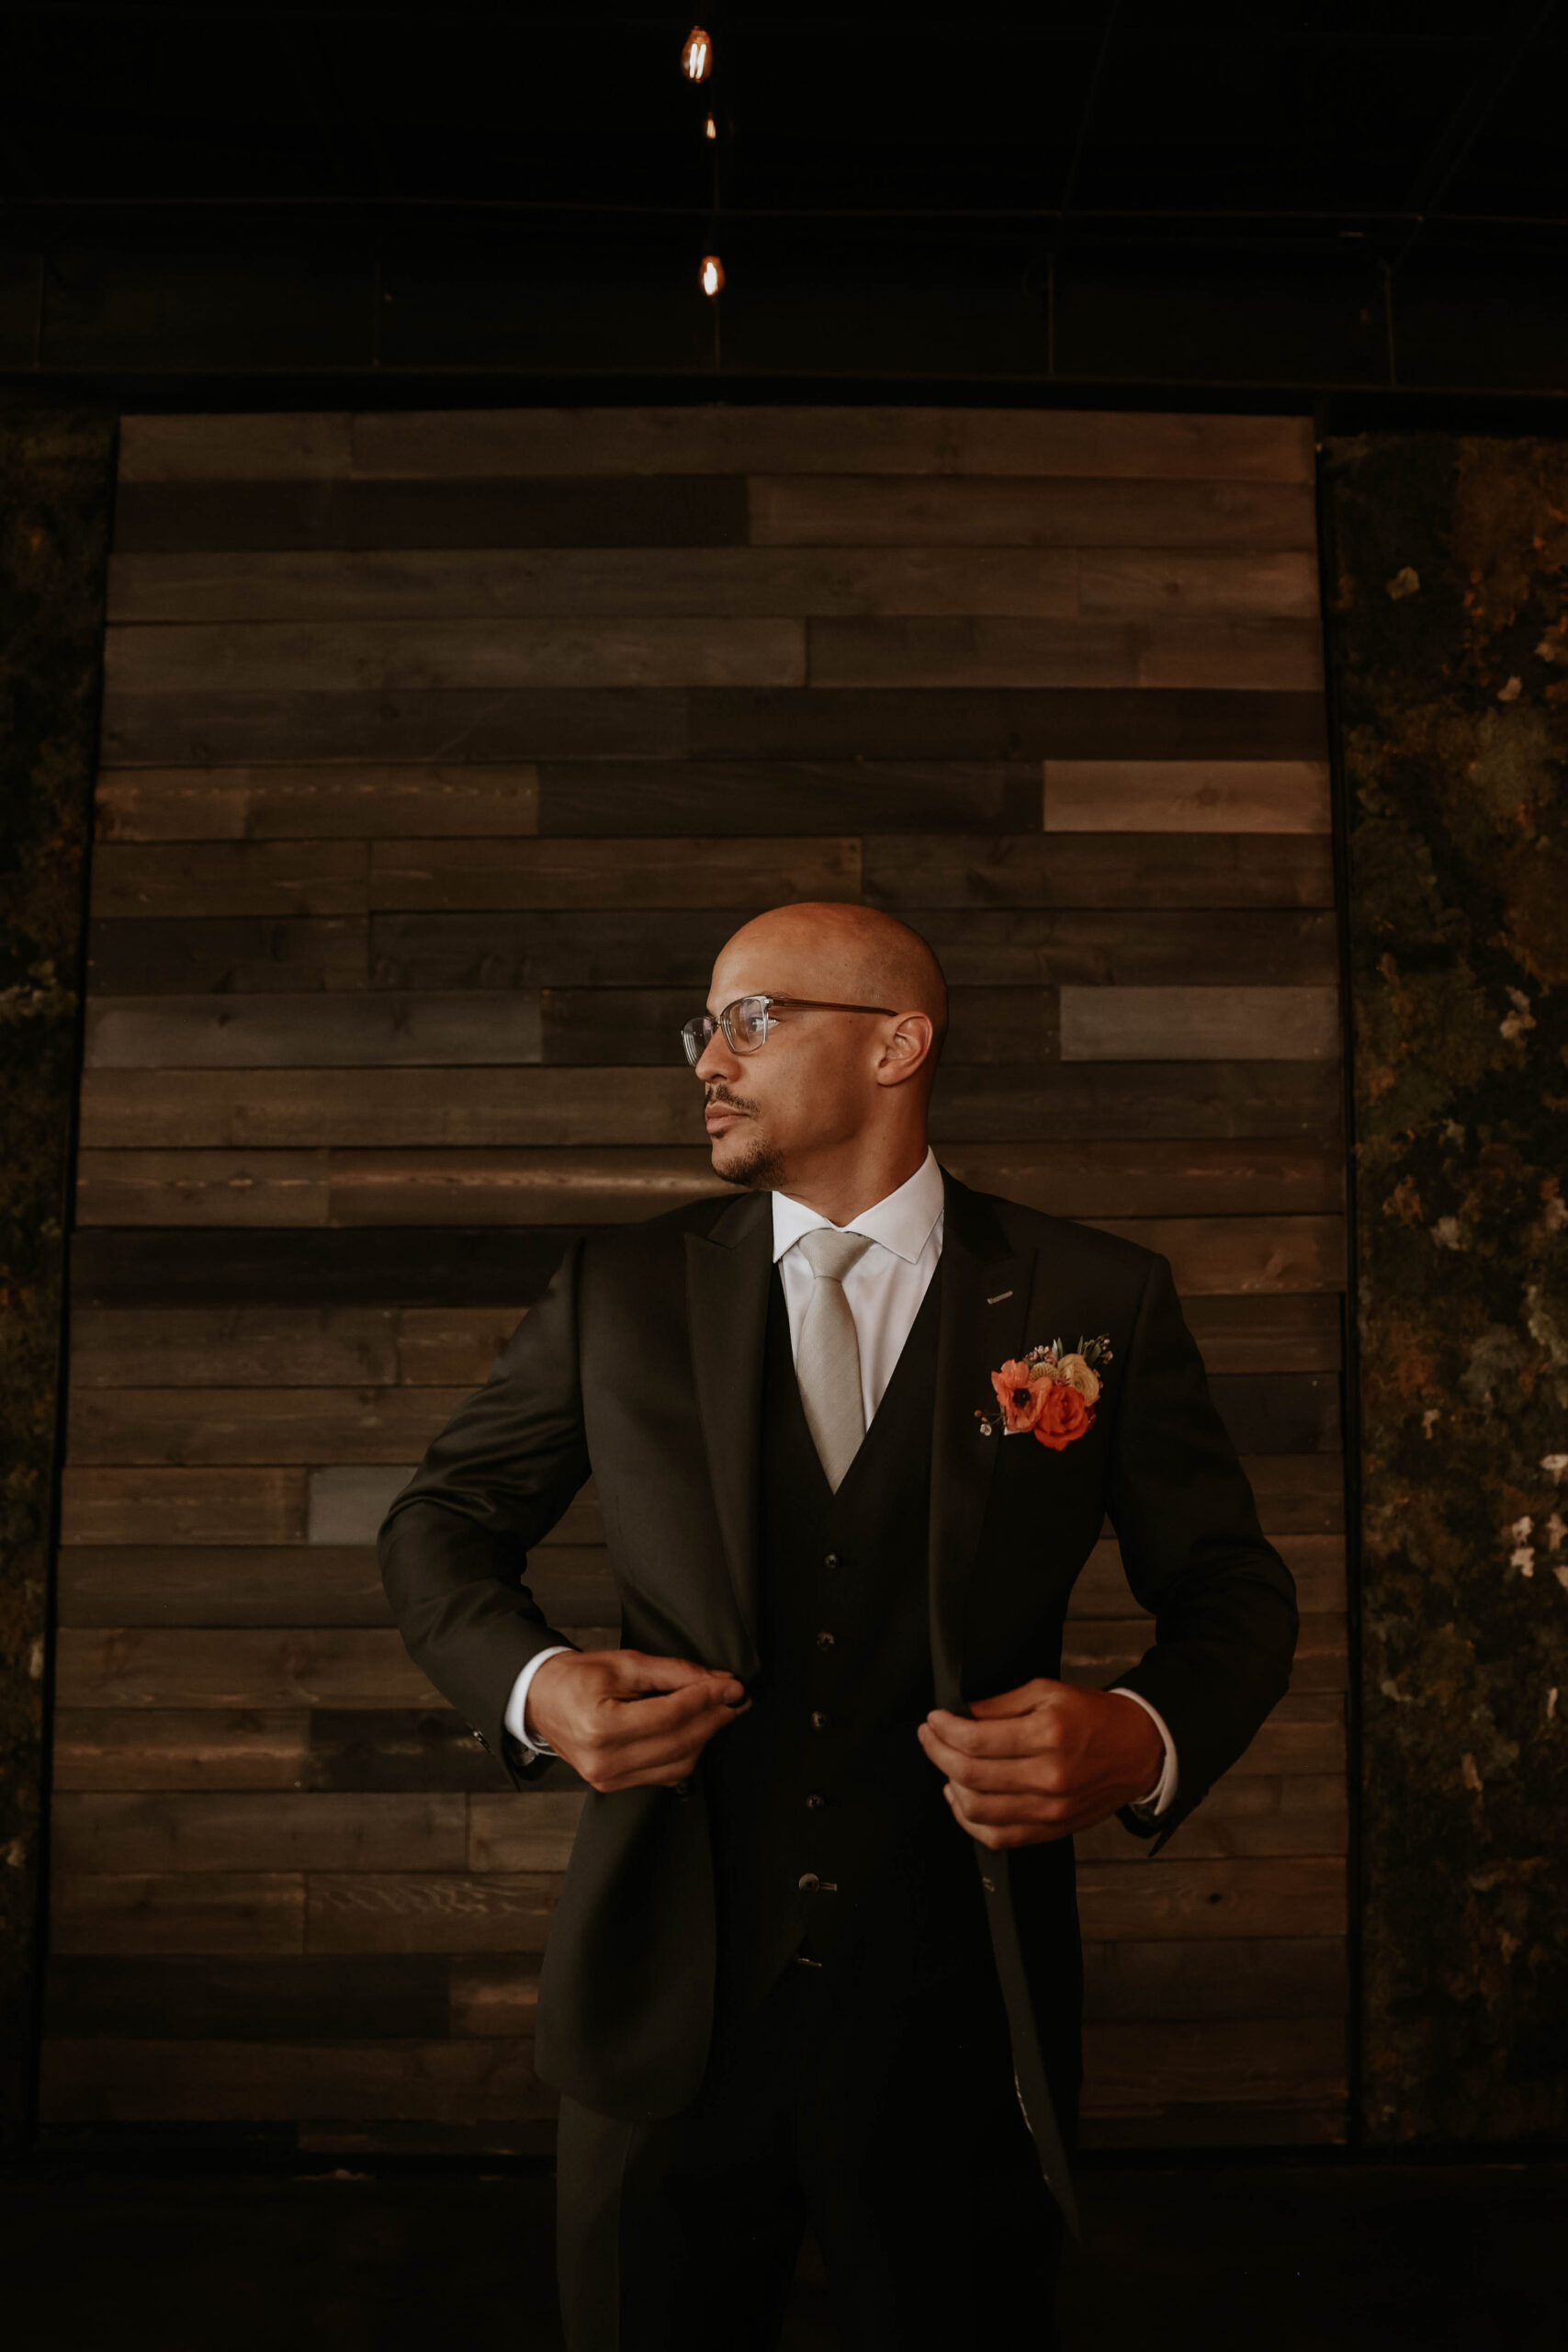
[874,1012,936,1087]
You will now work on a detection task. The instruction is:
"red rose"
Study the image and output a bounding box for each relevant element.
[1032,1381,1095,1452]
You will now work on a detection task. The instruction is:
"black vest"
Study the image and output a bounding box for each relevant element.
[701,1255,992,2017]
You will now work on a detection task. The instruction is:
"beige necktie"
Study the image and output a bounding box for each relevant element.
[793,1226,875,1491]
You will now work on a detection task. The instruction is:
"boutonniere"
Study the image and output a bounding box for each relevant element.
[976,1335,1114,1452]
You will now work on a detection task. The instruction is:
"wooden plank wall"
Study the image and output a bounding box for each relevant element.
[42,404,1348,2155]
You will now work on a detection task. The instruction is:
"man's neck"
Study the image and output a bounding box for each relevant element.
[768,1137,931,1228]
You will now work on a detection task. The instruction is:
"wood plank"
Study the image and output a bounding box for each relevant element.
[84,992,543,1069]
[1177,1295,1342,1375]
[749,476,1316,548]
[1059,985,1339,1061]
[348,407,1314,484]
[1075,1774,1346,1861]
[1077,2098,1346,2147]
[687,687,1328,763]
[110,546,1085,624]
[51,1792,468,1873]
[1079,2017,1346,2111]
[111,475,750,552]
[67,1226,576,1311]
[56,1547,393,1628]
[468,1793,586,1872]
[100,686,691,766]
[367,835,862,912]
[53,1628,443,1710]
[38,2035,554,2121]
[1241,1455,1345,1533]
[931,1063,1341,1144]
[449,1954,540,2036]
[61,1466,309,1546]
[107,617,808,695]
[367,906,1341,992]
[42,1953,453,2040]
[306,1872,558,1954]
[1073,1857,1346,1939]
[76,1149,332,1227]
[807,616,1322,693]
[1071,1532,1345,1616]
[863,832,1335,910]
[79,1066,695,1148]
[68,1387,473,1467]
[87,915,369,993]
[50,1871,304,1955]
[536,760,1044,836]
[51,1710,315,1792]
[91,840,370,921]
[1080,1936,1347,2020]
[56,1543,606,1636]
[68,1305,524,1388]
[117,407,1311,484]
[1043,759,1331,833]
[1077,550,1320,620]
[1067,1616,1346,1698]
[94,763,540,842]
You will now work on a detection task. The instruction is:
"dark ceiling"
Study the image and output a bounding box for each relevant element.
[0,3,1562,412]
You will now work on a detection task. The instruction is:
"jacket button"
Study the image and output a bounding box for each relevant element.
[823,1553,839,1569]
[810,1710,829,1730]
[816,1630,835,1649]
[798,1871,820,1894]
[805,1792,825,1809]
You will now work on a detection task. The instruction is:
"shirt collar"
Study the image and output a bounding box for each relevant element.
[771,1145,944,1267]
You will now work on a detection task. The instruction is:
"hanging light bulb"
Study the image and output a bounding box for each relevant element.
[700,254,725,297]
[682,26,713,81]
[705,111,716,140]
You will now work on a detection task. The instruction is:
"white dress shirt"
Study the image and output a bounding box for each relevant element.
[504,1145,1179,1817]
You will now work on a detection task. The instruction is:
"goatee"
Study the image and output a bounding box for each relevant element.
[715,1133,786,1191]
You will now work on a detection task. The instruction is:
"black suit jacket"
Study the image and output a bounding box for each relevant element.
[378,1165,1299,2238]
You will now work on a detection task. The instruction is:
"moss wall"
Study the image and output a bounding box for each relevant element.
[1325,431,1568,2144]
[0,404,115,2149]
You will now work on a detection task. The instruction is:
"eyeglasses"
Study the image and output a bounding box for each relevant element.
[680,992,896,1068]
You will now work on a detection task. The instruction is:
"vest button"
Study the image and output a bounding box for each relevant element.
[805,1792,825,1809]
[810,1710,829,1729]
[798,1871,820,1894]
[816,1630,835,1649]
[823,1552,839,1570]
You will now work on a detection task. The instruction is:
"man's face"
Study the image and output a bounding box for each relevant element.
[693,937,886,1190]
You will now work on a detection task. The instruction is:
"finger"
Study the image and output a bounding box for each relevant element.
[964,1680,1066,1718]
[920,1712,1059,1760]
[942,1782,1068,1827]
[609,1651,745,1699]
[944,1782,1066,1848]
[602,1675,746,1732]
[593,1695,752,1775]
[918,1726,1061,1795]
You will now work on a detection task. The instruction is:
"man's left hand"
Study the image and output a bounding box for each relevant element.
[917,1678,1165,1848]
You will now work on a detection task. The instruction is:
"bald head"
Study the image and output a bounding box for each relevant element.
[713,902,948,1061]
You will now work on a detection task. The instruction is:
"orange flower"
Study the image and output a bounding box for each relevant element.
[990,1357,1052,1433]
[1032,1381,1095,1452]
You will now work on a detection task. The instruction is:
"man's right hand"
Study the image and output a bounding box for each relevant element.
[525,1648,751,1792]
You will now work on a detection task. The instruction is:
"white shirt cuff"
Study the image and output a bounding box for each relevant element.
[1107,1687,1179,1815]
[503,1645,576,1759]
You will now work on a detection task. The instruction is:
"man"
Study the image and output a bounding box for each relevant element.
[378,901,1299,2351]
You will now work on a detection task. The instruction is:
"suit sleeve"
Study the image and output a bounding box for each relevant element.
[378,1237,592,1788]
[1100,1248,1300,1857]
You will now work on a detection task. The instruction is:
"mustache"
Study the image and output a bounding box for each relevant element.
[705,1087,760,1116]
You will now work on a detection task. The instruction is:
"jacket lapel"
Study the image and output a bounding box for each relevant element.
[927,1167,1033,1713]
[685,1191,773,1679]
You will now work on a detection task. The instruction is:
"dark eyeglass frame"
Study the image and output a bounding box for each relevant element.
[680,991,897,1067]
